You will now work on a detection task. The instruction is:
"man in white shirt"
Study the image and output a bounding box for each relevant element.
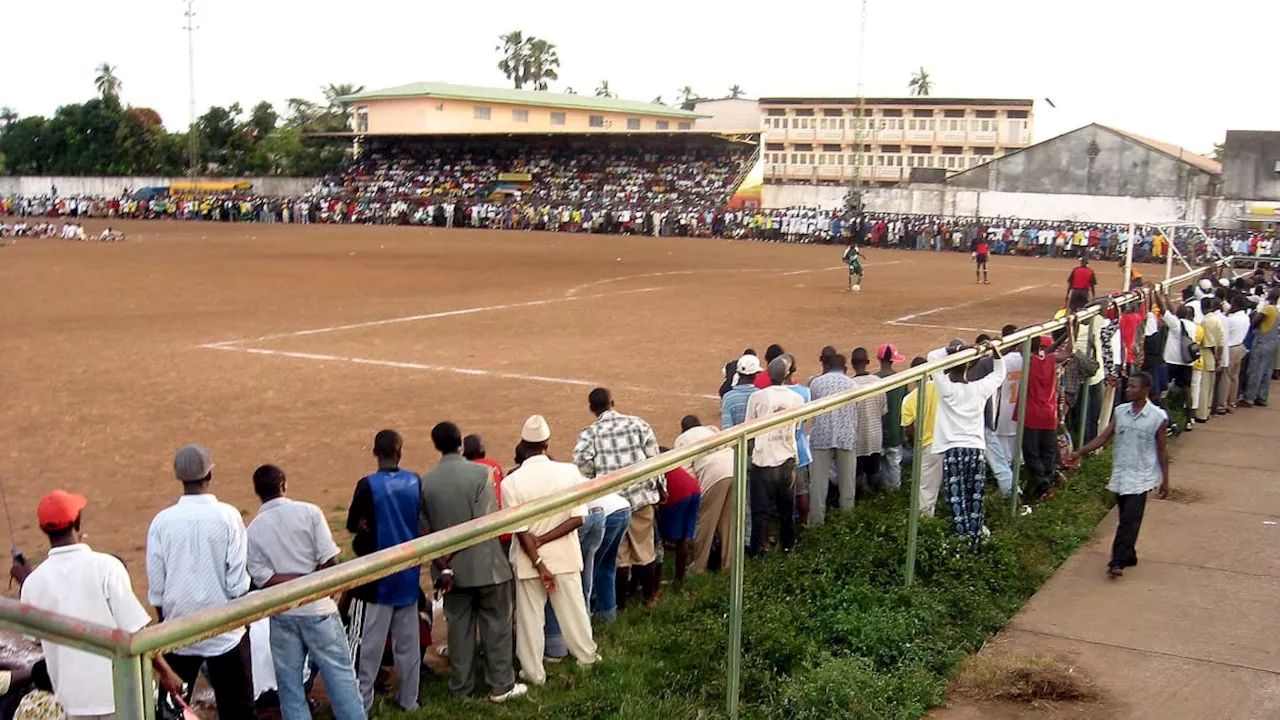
[16,490,184,719]
[744,357,805,556]
[1220,295,1251,411]
[928,340,1007,545]
[504,416,600,686]
[247,465,366,720]
[146,445,255,718]
[674,415,736,573]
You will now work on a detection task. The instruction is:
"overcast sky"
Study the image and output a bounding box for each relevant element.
[5,0,1275,154]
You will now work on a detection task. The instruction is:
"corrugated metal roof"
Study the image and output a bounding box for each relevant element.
[340,82,703,119]
[1100,125,1222,175]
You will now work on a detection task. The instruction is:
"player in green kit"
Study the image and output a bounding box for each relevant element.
[843,242,865,292]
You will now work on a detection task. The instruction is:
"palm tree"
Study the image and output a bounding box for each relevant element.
[497,30,529,89]
[523,38,560,91]
[651,95,665,106]
[0,106,17,128]
[677,85,699,111]
[728,84,744,99]
[322,83,364,114]
[595,80,615,98]
[908,67,932,96]
[95,63,122,100]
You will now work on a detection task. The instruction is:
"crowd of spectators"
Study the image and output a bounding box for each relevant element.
[4,262,1274,719]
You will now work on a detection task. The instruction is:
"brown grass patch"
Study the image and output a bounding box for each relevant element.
[954,653,1101,704]
[1164,487,1204,504]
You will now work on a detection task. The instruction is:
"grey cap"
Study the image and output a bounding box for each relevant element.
[767,356,790,384]
[174,445,214,482]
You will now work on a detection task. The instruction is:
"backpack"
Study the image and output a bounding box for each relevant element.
[1178,319,1200,364]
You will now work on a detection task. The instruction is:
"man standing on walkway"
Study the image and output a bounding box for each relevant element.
[808,349,859,521]
[507,416,600,685]
[420,422,526,703]
[147,445,256,719]
[345,430,423,713]
[572,388,662,609]
[744,357,805,556]
[1072,372,1169,578]
[246,465,367,719]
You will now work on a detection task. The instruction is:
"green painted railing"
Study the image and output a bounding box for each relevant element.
[0,260,1226,720]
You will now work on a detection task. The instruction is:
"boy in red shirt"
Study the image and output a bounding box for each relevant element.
[657,453,702,593]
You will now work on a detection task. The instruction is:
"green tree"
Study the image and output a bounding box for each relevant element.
[0,116,51,174]
[523,38,560,91]
[1210,142,1225,163]
[248,101,278,140]
[95,63,122,101]
[595,80,615,98]
[908,67,932,96]
[0,107,17,128]
[497,30,529,89]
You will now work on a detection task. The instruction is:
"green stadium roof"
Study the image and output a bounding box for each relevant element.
[339,82,705,119]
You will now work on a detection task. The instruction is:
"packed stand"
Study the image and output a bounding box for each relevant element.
[5,261,1277,718]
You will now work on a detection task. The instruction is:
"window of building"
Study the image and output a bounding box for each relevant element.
[1008,110,1029,119]
[970,120,980,131]
[551,111,566,125]
[876,156,884,166]
[907,157,915,167]
[912,109,933,118]
[355,106,369,133]
[926,156,935,167]
[942,146,962,155]
[791,118,800,129]
[626,118,641,130]
[976,110,997,119]
[589,115,605,128]
[911,145,930,154]
[838,119,846,129]
[973,146,995,156]
[878,119,888,130]
[881,145,901,153]
[823,108,843,117]
[822,143,841,152]
[795,143,813,152]
[908,119,917,130]
[948,119,959,131]
[896,119,906,130]
[981,120,991,131]
[677,121,691,130]
[969,157,979,167]
[947,157,956,168]
[943,109,965,118]
[795,108,815,117]
[927,119,936,130]
[883,109,903,117]
[766,142,785,151]
[656,120,670,130]
[766,108,786,116]
[512,109,529,123]
[474,106,491,120]
[791,153,798,164]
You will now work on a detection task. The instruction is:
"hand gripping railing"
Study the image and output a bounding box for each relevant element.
[0,259,1228,720]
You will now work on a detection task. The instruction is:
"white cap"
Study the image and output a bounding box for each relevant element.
[1199,279,1213,291]
[521,415,551,443]
[736,354,762,375]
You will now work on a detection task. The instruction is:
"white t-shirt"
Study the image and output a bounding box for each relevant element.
[927,349,1007,452]
[674,425,735,492]
[21,544,153,716]
[995,352,1024,437]
[744,385,804,467]
[1161,313,1195,366]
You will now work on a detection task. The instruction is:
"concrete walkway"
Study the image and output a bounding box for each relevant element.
[933,402,1280,719]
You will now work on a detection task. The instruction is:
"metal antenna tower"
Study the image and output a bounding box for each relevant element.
[183,0,199,178]
[847,0,869,211]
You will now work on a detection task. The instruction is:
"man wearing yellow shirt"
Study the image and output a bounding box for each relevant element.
[1195,297,1225,422]
[901,357,942,516]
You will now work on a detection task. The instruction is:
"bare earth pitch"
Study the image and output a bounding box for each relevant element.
[0,219,1118,597]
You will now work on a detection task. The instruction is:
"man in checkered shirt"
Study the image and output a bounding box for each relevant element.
[573,387,664,610]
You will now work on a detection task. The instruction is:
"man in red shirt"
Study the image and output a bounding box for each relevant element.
[972,235,991,285]
[463,435,510,549]
[753,345,786,390]
[1066,257,1097,304]
[1021,336,1074,499]
[656,455,701,593]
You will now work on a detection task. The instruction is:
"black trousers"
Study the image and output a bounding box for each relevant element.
[165,631,255,720]
[1021,428,1058,495]
[1111,492,1149,568]
[748,459,796,556]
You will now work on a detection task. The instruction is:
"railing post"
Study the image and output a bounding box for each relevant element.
[1011,338,1033,519]
[112,654,147,720]
[726,435,749,719]
[1076,374,1091,448]
[905,374,928,585]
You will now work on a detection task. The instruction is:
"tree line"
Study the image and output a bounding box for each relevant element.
[0,65,351,177]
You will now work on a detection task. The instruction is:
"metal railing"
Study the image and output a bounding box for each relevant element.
[0,260,1226,720]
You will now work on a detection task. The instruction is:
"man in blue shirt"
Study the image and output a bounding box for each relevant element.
[346,429,423,712]
[721,355,761,428]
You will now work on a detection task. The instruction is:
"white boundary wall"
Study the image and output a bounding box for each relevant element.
[763,183,1233,226]
[0,176,318,197]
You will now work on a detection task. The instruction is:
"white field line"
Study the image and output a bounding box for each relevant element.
[563,263,882,296]
[206,345,718,399]
[886,285,1043,325]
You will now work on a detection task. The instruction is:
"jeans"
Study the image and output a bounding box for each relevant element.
[881,445,903,490]
[590,507,631,622]
[547,508,606,655]
[270,614,366,720]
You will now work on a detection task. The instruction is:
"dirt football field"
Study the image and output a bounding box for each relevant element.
[1,219,1125,596]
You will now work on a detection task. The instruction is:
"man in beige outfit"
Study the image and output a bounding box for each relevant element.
[504,416,600,686]
[673,415,735,573]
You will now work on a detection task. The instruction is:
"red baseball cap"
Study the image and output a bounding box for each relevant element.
[877,343,906,363]
[37,490,88,532]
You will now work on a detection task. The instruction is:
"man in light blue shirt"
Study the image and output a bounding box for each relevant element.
[1072,372,1169,578]
[721,355,761,428]
[780,355,813,526]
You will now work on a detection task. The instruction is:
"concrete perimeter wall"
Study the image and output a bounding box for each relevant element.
[764,182,1234,226]
[0,176,319,197]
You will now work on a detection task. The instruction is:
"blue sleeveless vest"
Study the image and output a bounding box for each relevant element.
[367,469,422,607]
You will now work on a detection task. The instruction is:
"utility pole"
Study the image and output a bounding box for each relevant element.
[183,0,199,178]
[846,0,869,212]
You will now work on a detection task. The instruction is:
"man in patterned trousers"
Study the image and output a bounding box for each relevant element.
[927,339,1007,546]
